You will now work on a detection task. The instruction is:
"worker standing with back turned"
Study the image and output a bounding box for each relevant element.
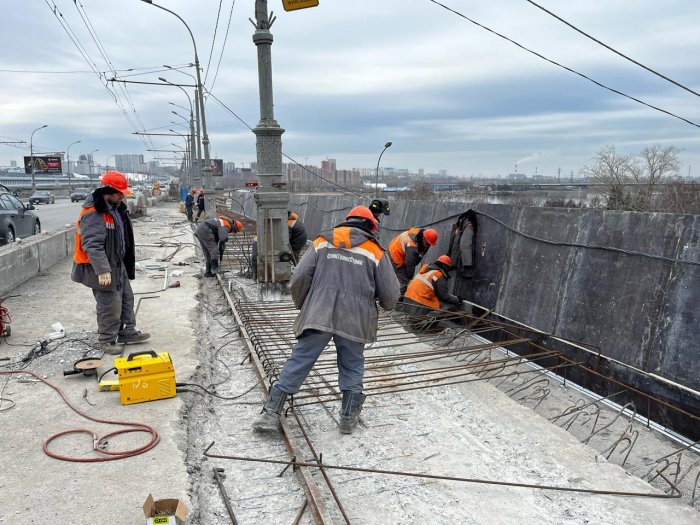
[71,171,150,354]
[287,210,308,263]
[253,206,400,434]
[388,227,438,295]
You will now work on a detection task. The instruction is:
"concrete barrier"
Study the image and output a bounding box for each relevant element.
[0,228,75,296]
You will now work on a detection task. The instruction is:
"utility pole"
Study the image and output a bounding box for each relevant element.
[253,0,292,282]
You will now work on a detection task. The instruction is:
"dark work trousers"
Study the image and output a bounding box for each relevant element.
[197,236,218,274]
[392,264,411,296]
[195,206,205,221]
[275,329,366,394]
[92,267,137,344]
[185,205,193,222]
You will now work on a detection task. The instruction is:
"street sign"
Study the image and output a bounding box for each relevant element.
[282,0,319,12]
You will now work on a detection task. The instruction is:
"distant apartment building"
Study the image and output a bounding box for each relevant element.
[77,153,96,175]
[116,154,145,174]
[286,159,360,191]
[439,169,447,177]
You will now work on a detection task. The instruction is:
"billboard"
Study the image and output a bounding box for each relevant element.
[211,158,224,177]
[24,156,63,174]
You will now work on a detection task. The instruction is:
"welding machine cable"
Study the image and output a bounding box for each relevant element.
[0,369,160,462]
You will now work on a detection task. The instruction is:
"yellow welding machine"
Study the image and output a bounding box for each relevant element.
[114,351,176,405]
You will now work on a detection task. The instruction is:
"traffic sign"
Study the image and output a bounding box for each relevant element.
[282,0,319,12]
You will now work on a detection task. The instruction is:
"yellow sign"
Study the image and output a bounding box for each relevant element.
[282,0,319,12]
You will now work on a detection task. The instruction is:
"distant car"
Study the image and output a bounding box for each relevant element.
[70,187,90,202]
[29,191,55,205]
[0,185,41,245]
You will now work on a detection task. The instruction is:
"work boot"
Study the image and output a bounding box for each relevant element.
[204,271,215,278]
[101,341,124,355]
[339,391,366,434]
[117,331,151,345]
[252,387,288,432]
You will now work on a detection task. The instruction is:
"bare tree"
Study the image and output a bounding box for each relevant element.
[634,144,681,209]
[583,145,637,210]
[657,181,700,214]
[584,144,682,211]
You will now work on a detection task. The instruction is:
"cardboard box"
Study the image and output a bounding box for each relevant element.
[143,493,188,525]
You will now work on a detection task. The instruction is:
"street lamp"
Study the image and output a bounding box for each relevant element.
[66,139,81,191]
[30,124,48,191]
[88,149,99,188]
[106,154,116,171]
[143,1,212,208]
[375,141,392,198]
[160,77,199,182]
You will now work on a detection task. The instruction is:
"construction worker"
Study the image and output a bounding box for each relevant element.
[388,227,439,295]
[368,198,390,223]
[195,189,205,222]
[195,216,242,277]
[253,206,400,434]
[288,210,308,263]
[184,188,196,223]
[403,255,462,327]
[71,171,150,354]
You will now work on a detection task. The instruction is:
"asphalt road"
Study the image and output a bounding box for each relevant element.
[29,197,83,233]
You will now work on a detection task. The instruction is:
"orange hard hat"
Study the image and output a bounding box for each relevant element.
[190,189,196,194]
[423,228,438,246]
[346,206,378,231]
[436,255,452,266]
[100,171,129,193]
[233,220,243,232]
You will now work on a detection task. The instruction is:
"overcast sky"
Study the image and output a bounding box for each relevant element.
[1,0,699,178]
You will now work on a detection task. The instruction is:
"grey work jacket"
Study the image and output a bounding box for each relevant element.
[291,225,400,343]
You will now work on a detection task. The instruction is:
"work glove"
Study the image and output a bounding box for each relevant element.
[98,272,112,287]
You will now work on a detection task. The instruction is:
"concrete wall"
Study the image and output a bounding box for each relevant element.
[233,193,699,393]
[0,228,76,296]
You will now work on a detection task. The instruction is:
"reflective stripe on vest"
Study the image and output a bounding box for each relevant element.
[389,227,420,267]
[73,206,115,264]
[405,268,443,309]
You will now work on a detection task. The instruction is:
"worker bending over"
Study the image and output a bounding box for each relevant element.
[195,216,242,277]
[368,199,390,223]
[404,255,462,328]
[288,210,308,263]
[388,227,438,295]
[253,206,400,434]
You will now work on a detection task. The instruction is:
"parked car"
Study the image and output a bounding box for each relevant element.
[70,187,90,202]
[0,186,41,245]
[29,191,55,205]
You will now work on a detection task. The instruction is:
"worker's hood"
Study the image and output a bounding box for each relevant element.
[320,224,380,250]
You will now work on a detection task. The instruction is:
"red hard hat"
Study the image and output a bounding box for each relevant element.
[346,206,378,231]
[100,171,128,193]
[423,228,438,246]
[234,220,243,232]
[437,255,452,266]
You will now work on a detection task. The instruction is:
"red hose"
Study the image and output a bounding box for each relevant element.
[0,370,160,462]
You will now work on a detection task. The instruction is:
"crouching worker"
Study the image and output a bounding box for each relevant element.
[194,216,242,277]
[388,227,438,295]
[253,206,400,434]
[404,255,462,330]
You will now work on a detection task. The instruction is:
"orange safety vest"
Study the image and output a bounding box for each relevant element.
[388,227,420,267]
[405,264,444,309]
[313,226,385,262]
[73,206,115,264]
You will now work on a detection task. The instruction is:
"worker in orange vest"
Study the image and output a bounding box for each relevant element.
[195,217,243,277]
[404,255,462,326]
[71,171,150,354]
[388,227,438,295]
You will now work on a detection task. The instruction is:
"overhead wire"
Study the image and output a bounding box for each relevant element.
[522,0,700,98]
[205,91,365,197]
[207,0,237,96]
[204,0,225,85]
[427,0,700,129]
